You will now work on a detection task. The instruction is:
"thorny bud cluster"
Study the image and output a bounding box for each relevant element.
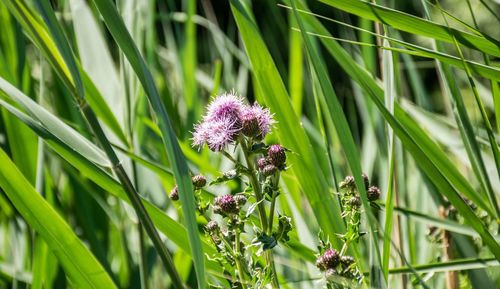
[315,174,380,285]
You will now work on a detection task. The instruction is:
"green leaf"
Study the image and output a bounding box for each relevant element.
[318,0,500,58]
[0,148,118,289]
[87,0,205,286]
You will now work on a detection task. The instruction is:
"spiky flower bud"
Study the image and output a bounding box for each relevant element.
[339,175,355,190]
[213,195,239,215]
[169,185,179,201]
[256,157,268,170]
[367,186,380,201]
[241,113,260,137]
[267,144,286,168]
[340,255,355,266]
[362,173,369,189]
[262,164,277,177]
[349,196,361,207]
[192,174,207,188]
[234,194,247,206]
[316,249,340,271]
[205,220,220,234]
[325,268,336,280]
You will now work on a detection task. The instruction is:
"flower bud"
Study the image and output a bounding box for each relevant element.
[339,176,355,190]
[262,164,277,177]
[234,194,247,206]
[213,195,239,215]
[367,186,380,201]
[349,196,361,207]
[256,157,268,170]
[192,174,207,188]
[205,220,220,234]
[169,185,179,201]
[316,249,340,271]
[362,173,369,189]
[241,113,260,138]
[340,255,355,266]
[267,144,286,167]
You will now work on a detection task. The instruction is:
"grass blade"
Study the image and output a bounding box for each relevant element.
[0,148,118,289]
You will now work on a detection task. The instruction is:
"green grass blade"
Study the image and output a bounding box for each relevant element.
[0,148,118,289]
[290,0,384,284]
[88,0,205,286]
[289,2,500,260]
[318,0,500,57]
[389,257,499,274]
[0,76,109,166]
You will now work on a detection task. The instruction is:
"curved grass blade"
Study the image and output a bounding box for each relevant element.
[88,1,205,286]
[389,257,499,274]
[0,148,118,289]
[318,0,500,57]
[290,0,383,284]
[287,1,500,260]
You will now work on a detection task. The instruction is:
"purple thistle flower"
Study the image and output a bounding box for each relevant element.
[316,249,340,271]
[267,144,286,168]
[240,104,274,139]
[192,118,240,151]
[213,194,239,215]
[205,92,244,122]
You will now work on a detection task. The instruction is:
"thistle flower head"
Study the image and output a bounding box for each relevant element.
[267,144,286,168]
[205,92,244,122]
[192,118,240,151]
[339,175,355,190]
[256,157,268,170]
[192,174,207,188]
[262,164,277,177]
[213,194,239,215]
[205,220,220,234]
[340,255,355,266]
[362,173,369,189]
[234,194,248,206]
[169,185,179,201]
[316,249,340,271]
[367,186,381,201]
[240,103,274,138]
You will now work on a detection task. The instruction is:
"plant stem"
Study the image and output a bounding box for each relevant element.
[78,102,185,289]
[241,141,268,232]
[234,221,248,289]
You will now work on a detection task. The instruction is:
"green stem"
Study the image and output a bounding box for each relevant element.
[267,173,280,235]
[78,103,185,289]
[241,141,268,232]
[234,222,248,289]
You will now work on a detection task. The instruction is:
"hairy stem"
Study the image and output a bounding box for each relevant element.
[234,222,248,289]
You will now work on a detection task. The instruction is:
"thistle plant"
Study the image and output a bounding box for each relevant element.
[316,174,380,288]
[172,92,291,288]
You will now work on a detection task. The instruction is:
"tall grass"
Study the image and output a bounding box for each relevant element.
[0,0,498,288]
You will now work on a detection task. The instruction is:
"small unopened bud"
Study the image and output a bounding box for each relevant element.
[213,195,239,215]
[267,144,286,168]
[192,175,207,188]
[362,173,369,189]
[256,157,268,170]
[234,194,247,206]
[241,114,260,137]
[316,249,340,271]
[339,176,355,190]
[205,220,220,234]
[262,164,277,177]
[340,255,355,266]
[367,186,380,201]
[349,196,361,207]
[169,185,179,201]
[325,268,336,280]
